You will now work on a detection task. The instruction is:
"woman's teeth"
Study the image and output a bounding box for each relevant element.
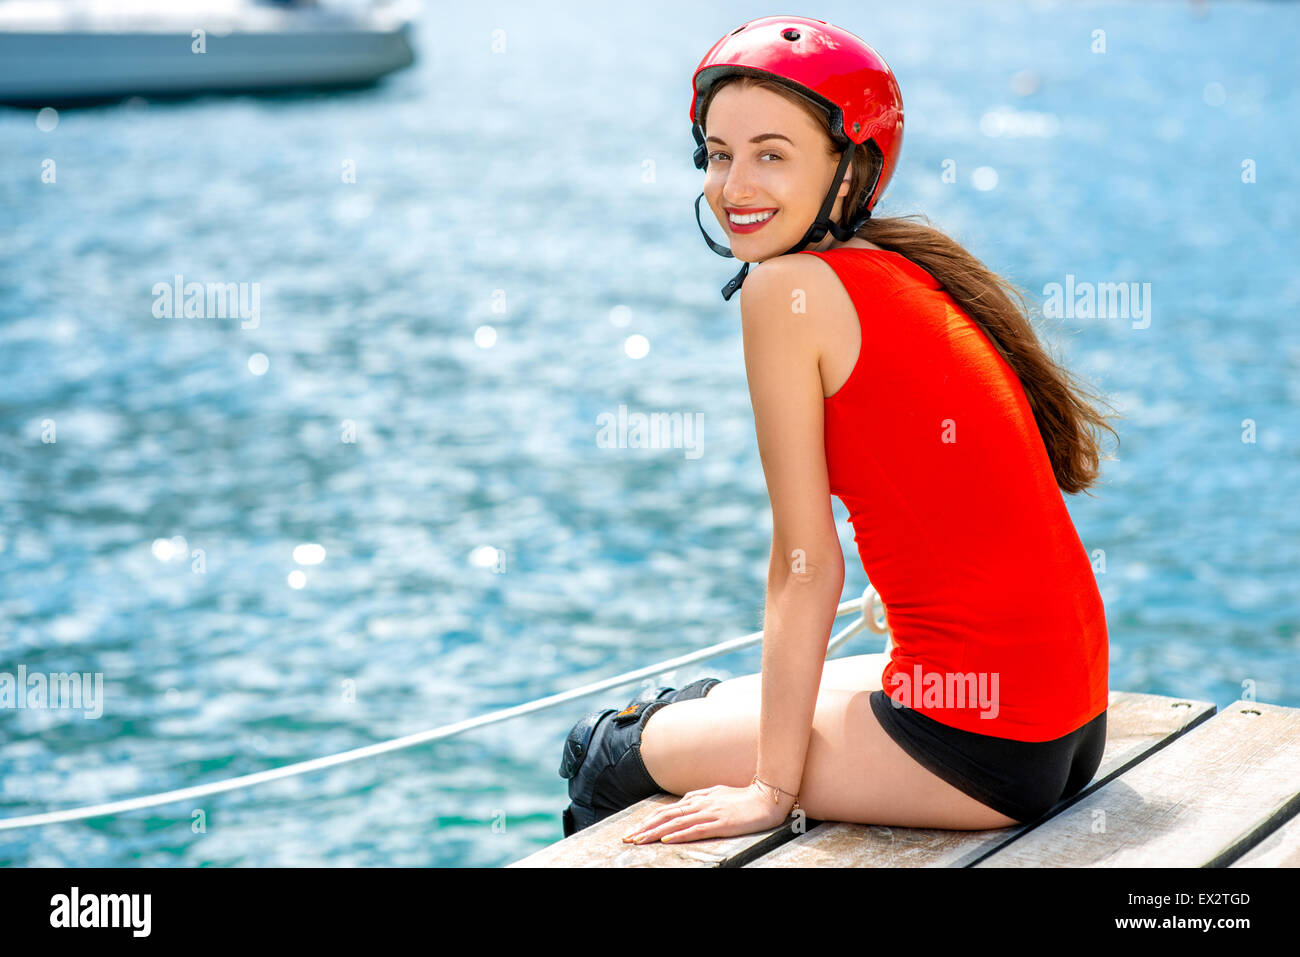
[729,210,776,225]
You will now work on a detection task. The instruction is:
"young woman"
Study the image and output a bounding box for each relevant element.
[559,15,1120,844]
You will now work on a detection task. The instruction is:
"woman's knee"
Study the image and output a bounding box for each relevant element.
[703,671,759,703]
[639,695,759,794]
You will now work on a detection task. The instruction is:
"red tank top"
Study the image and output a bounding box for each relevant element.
[800,247,1108,742]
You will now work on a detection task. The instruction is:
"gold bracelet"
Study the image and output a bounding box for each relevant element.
[752,774,800,811]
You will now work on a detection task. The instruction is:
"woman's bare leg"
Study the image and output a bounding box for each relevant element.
[637,653,1020,830]
[706,652,892,702]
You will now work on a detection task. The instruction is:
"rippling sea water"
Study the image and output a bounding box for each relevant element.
[0,1,1296,866]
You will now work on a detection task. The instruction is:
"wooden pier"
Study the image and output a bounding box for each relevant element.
[509,692,1300,867]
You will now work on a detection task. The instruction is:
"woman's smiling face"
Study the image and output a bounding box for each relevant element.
[701,81,851,262]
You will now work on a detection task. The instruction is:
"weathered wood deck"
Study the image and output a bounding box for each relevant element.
[509,692,1300,867]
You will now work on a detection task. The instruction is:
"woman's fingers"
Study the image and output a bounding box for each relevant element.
[623,802,692,838]
[622,795,705,841]
[624,801,709,842]
[661,821,719,842]
[627,810,715,844]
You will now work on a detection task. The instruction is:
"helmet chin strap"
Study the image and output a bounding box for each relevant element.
[692,191,751,301]
[694,142,878,301]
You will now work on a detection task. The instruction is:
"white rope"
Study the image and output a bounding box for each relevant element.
[0,586,889,832]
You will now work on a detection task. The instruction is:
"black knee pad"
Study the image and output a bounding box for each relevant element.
[671,677,720,701]
[559,699,669,835]
[622,676,721,711]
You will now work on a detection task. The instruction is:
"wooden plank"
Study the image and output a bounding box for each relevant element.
[508,792,807,868]
[973,699,1300,868]
[746,691,1214,867]
[1228,806,1300,867]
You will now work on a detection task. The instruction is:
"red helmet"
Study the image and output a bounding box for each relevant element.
[689,16,905,299]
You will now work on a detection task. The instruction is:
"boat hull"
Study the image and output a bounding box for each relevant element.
[0,23,415,104]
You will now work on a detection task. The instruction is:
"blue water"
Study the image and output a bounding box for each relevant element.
[0,0,1296,866]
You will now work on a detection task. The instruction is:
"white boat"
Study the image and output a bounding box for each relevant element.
[0,0,417,105]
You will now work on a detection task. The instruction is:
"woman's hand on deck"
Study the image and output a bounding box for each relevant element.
[621,783,793,845]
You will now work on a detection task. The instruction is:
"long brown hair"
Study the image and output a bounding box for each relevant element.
[701,75,1122,496]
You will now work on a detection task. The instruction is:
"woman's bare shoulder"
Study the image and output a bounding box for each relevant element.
[740,253,861,386]
[742,250,853,305]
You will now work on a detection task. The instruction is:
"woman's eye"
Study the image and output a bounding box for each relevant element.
[707,151,781,163]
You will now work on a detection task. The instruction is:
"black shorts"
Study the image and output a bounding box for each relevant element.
[868,689,1107,824]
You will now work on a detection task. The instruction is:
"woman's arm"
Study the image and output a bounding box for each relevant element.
[621,255,849,845]
[739,256,847,814]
